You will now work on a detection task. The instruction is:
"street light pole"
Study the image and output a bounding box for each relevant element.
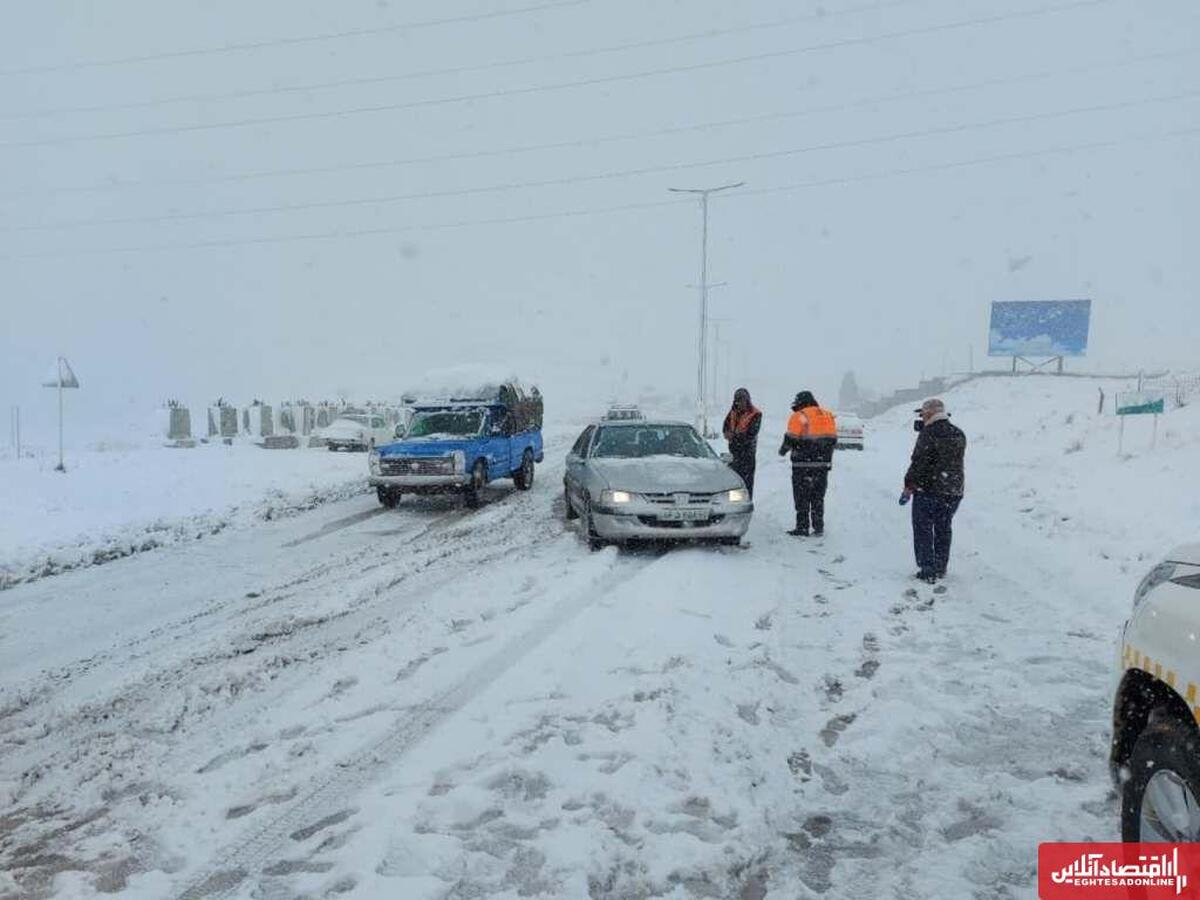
[669,181,743,437]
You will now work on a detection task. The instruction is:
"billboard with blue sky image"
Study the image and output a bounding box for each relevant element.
[988,300,1092,357]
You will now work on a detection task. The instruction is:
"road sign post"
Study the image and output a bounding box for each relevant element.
[1115,390,1165,455]
[41,356,80,472]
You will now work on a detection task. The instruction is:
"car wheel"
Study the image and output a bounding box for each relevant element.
[465,460,487,509]
[1122,718,1200,841]
[563,483,579,520]
[377,486,400,509]
[583,496,604,550]
[514,450,535,490]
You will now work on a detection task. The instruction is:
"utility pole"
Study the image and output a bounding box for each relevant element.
[669,181,744,437]
[9,406,19,460]
[709,317,732,411]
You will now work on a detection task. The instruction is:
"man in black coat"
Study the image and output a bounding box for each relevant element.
[903,398,966,583]
[722,388,762,497]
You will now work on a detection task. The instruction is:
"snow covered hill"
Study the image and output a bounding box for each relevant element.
[1,374,1197,898]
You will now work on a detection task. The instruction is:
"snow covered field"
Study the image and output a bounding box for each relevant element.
[0,443,371,590]
[1,375,1197,898]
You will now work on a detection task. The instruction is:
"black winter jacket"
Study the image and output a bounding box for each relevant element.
[905,418,966,496]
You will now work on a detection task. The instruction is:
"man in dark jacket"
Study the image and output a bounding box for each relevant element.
[778,391,837,536]
[903,398,966,583]
[722,388,762,497]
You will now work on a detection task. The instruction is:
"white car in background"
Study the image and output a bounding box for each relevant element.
[321,413,395,451]
[1110,543,1200,841]
[836,412,865,450]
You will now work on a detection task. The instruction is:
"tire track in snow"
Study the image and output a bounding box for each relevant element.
[0,475,568,893]
[175,553,655,900]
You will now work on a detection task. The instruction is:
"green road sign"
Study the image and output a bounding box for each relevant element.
[1115,391,1166,416]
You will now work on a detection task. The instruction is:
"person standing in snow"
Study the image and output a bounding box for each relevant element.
[778,391,837,536]
[903,398,967,583]
[722,388,762,498]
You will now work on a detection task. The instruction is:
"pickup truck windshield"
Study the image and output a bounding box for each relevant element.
[406,410,485,439]
[591,425,712,459]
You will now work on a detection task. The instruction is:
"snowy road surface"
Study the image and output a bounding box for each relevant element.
[3,378,1194,898]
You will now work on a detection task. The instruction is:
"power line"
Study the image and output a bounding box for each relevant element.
[5,124,1196,260]
[9,87,1197,233]
[0,0,920,121]
[4,42,1189,201]
[0,0,1113,151]
[0,0,591,78]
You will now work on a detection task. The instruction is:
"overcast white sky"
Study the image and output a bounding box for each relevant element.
[2,0,1198,434]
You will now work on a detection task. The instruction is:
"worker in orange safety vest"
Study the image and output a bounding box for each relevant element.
[778,391,838,536]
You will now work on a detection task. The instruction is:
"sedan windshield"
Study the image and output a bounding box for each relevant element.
[406,410,484,438]
[591,425,712,459]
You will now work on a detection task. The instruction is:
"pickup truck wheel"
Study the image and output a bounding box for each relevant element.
[377,486,400,509]
[563,483,578,520]
[465,460,487,509]
[514,451,535,490]
[1122,717,1200,841]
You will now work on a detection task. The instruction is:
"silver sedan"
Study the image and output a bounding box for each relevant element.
[563,419,753,548]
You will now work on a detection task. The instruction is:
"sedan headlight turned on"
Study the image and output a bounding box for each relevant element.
[600,490,635,506]
[726,488,749,503]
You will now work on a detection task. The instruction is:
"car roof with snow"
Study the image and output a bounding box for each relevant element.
[593,417,691,429]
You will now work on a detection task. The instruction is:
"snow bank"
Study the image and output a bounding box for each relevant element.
[872,374,1200,563]
[0,442,368,589]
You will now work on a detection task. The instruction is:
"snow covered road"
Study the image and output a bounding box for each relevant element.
[3,378,1191,899]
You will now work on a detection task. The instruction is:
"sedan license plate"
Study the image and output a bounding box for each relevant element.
[658,508,709,522]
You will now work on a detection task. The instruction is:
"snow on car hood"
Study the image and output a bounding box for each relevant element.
[589,456,742,494]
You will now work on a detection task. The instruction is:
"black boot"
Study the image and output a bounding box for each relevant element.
[787,516,808,537]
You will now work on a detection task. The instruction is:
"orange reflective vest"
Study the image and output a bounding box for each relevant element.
[727,406,761,435]
[786,406,837,439]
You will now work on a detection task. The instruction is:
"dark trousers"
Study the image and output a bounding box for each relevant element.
[730,453,756,498]
[912,493,962,575]
[790,467,828,533]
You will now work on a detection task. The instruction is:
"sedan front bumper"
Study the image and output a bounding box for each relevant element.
[591,505,752,541]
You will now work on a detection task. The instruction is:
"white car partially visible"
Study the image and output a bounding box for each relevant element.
[1110,543,1200,841]
[321,414,395,451]
[836,413,865,450]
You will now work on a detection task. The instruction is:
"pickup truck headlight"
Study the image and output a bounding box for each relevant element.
[368,450,381,475]
[726,488,749,503]
[451,450,466,473]
[600,490,634,505]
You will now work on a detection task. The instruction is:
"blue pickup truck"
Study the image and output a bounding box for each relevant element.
[368,382,544,508]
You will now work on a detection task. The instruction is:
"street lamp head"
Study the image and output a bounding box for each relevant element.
[667,182,746,196]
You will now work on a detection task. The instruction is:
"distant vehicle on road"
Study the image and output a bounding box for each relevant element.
[563,418,752,549]
[322,413,394,451]
[1110,543,1200,841]
[370,382,543,508]
[836,413,865,450]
